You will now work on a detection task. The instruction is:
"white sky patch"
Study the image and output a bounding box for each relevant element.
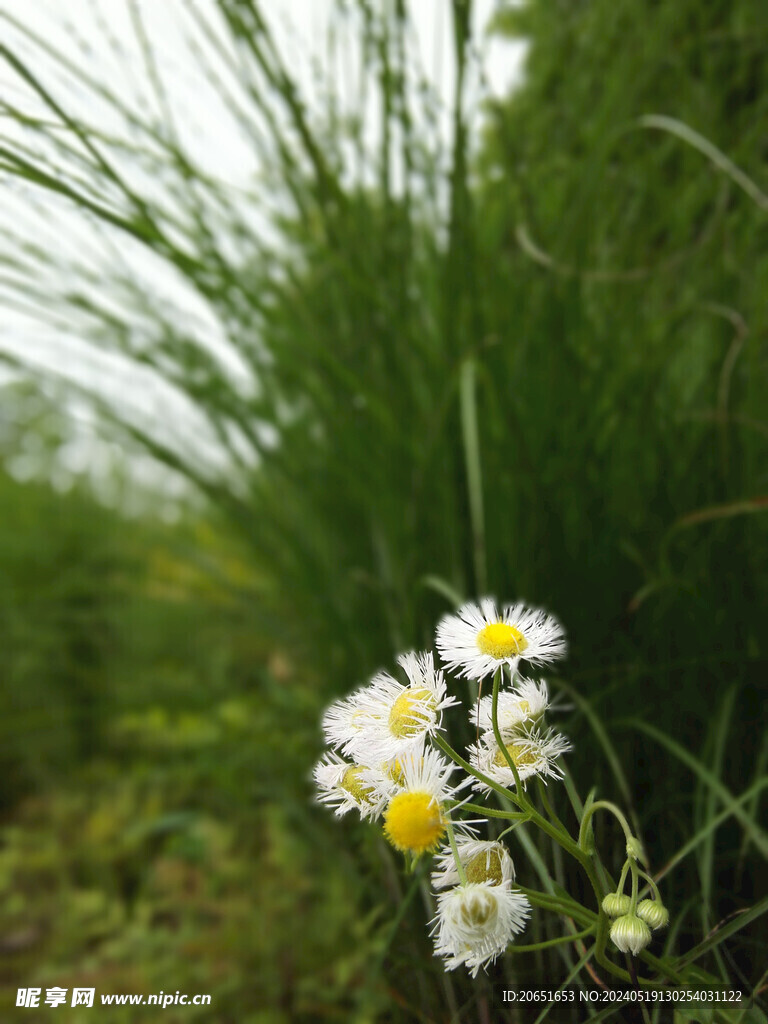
[0,0,526,508]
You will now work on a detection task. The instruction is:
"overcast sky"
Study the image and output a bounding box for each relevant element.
[0,1,526,508]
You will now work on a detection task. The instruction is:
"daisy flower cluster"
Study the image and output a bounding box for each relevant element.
[315,597,670,979]
[313,598,577,976]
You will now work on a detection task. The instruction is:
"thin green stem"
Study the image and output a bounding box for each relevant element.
[628,858,639,914]
[638,948,685,985]
[371,859,425,974]
[515,885,596,928]
[637,868,661,902]
[497,821,529,841]
[578,799,636,855]
[524,799,590,866]
[444,817,468,885]
[508,925,596,953]
[433,732,525,809]
[490,667,527,800]
[445,798,529,821]
[616,858,631,895]
[536,775,570,840]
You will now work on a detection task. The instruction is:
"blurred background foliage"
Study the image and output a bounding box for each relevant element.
[0,0,766,1020]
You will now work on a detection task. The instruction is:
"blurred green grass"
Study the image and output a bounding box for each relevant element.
[0,469,408,1022]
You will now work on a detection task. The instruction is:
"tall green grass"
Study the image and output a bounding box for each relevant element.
[0,0,766,1019]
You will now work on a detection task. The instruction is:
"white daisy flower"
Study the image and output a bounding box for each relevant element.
[473,678,551,736]
[378,747,463,857]
[467,726,572,792]
[313,751,391,820]
[321,686,377,753]
[436,598,566,680]
[432,839,516,891]
[431,882,531,976]
[343,652,458,765]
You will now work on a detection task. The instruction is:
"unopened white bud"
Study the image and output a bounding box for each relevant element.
[625,836,644,862]
[610,914,652,956]
[636,899,669,930]
[602,892,631,917]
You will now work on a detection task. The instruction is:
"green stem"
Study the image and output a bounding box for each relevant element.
[514,885,596,925]
[637,867,661,902]
[628,858,639,914]
[638,948,685,985]
[508,925,595,953]
[444,798,529,821]
[617,858,630,895]
[578,799,635,855]
[490,668,528,800]
[536,775,570,840]
[433,733,525,809]
[444,817,468,885]
[371,859,425,974]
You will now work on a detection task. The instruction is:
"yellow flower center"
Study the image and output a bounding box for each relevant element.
[383,758,406,786]
[516,699,530,714]
[476,622,528,659]
[465,848,504,885]
[340,766,373,803]
[383,755,425,786]
[388,688,435,738]
[458,889,498,931]
[493,742,538,769]
[383,791,445,855]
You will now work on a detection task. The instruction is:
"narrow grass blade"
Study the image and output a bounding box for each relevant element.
[639,114,768,211]
[533,943,599,1023]
[620,719,768,858]
[674,896,768,970]
[556,679,640,835]
[651,778,768,886]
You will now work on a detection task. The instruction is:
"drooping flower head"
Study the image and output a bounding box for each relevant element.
[472,678,552,736]
[468,726,572,793]
[321,686,373,753]
[610,913,652,956]
[432,838,516,891]
[313,752,391,820]
[432,882,531,976]
[340,652,457,765]
[602,892,632,917]
[436,598,566,681]
[321,652,456,770]
[636,899,669,930]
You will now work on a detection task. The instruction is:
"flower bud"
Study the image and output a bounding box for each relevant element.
[610,913,652,956]
[636,899,669,930]
[602,892,631,917]
[625,836,644,862]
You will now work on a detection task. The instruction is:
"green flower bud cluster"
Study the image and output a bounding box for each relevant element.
[601,850,669,957]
